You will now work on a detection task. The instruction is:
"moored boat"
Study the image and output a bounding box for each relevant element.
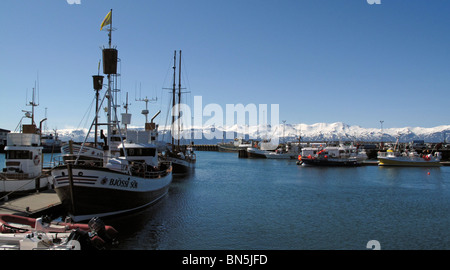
[51,10,172,222]
[377,149,442,167]
[1,101,52,199]
[164,50,196,174]
[52,143,172,221]
[41,132,62,153]
[300,144,367,167]
[0,214,118,250]
[245,139,278,158]
[263,142,301,159]
[218,138,253,152]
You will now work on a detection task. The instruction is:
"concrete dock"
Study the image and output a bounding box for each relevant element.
[0,190,62,217]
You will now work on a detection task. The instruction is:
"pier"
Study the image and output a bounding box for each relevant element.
[193,144,219,151]
[189,142,450,161]
[0,190,62,217]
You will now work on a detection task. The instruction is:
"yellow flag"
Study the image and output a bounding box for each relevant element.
[100,10,112,31]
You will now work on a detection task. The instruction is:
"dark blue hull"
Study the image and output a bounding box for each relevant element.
[301,157,360,167]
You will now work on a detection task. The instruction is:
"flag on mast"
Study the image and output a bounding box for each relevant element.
[100,10,112,31]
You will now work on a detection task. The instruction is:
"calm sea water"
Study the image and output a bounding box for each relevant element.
[2,152,450,250]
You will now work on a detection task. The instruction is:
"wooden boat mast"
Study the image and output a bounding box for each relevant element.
[178,50,182,150]
[171,51,176,150]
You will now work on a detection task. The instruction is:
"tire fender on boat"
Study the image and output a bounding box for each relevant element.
[34,155,40,166]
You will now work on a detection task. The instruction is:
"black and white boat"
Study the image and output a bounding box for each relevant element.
[52,142,172,222]
[51,10,172,221]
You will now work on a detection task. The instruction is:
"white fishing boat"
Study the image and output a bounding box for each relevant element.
[377,136,441,167]
[1,132,52,198]
[51,10,172,221]
[264,143,301,159]
[218,138,253,152]
[300,144,367,167]
[0,93,52,199]
[245,139,278,158]
[378,149,442,167]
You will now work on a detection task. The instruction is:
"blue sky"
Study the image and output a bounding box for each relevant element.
[1,0,450,132]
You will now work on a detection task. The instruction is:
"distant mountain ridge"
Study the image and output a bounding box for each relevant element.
[54,122,450,144]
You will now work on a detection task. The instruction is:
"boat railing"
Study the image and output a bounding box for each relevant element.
[51,155,172,178]
[0,172,32,180]
[51,155,104,167]
[42,161,58,170]
[131,160,172,179]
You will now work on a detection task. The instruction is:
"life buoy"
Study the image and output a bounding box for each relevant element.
[34,155,40,166]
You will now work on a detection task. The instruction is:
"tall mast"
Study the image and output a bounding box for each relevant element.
[171,51,176,150]
[177,50,182,149]
[100,8,117,155]
[94,82,100,147]
[31,85,36,126]
[108,9,112,49]
[106,9,113,155]
[26,83,39,127]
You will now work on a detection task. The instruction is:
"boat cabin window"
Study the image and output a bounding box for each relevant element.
[6,150,32,160]
[120,148,156,157]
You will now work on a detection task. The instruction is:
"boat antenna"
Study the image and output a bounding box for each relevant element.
[26,82,39,126]
[135,83,157,124]
[107,9,112,48]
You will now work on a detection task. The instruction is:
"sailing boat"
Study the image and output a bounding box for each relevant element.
[164,50,196,174]
[51,10,172,222]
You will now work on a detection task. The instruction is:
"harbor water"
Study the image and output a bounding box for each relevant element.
[2,151,450,250]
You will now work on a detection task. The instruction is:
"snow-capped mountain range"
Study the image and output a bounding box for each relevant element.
[53,122,450,144]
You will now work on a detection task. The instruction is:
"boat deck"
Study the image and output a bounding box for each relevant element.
[0,190,62,217]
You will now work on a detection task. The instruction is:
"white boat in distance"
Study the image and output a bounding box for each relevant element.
[300,143,368,166]
[217,138,253,152]
[378,149,442,167]
[247,142,301,159]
